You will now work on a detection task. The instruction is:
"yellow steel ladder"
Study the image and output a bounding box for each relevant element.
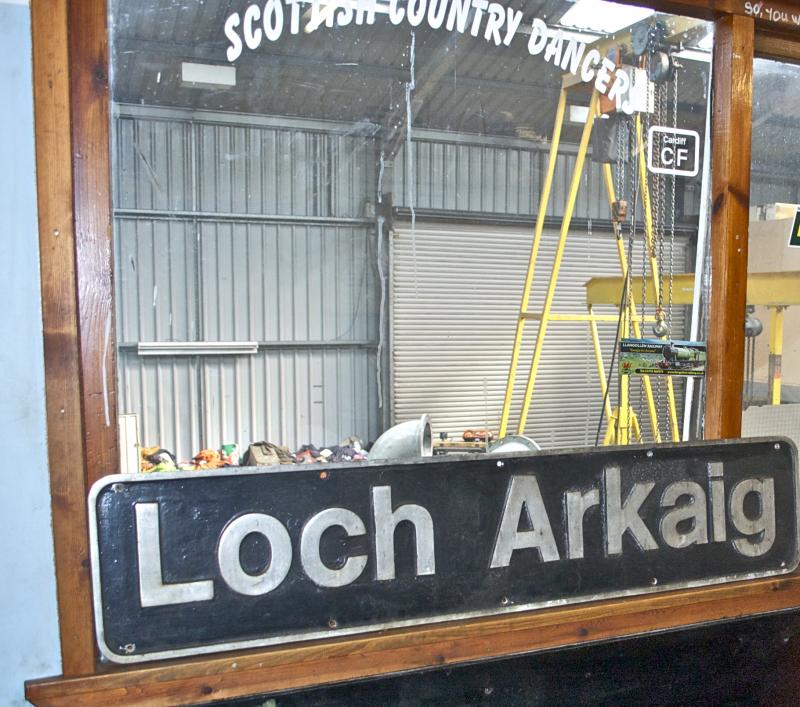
[498,81,680,445]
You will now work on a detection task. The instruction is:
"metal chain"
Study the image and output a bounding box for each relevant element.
[619,118,626,203]
[640,166,649,335]
[640,80,658,434]
[656,165,664,315]
[642,80,664,334]
[615,119,622,205]
[654,81,665,430]
[640,200,648,333]
[655,81,667,325]
[668,69,678,332]
[660,80,670,425]
[626,124,638,444]
[626,125,637,320]
[660,83,668,324]
[653,85,659,287]
[614,120,628,209]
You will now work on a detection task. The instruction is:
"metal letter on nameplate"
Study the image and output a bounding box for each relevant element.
[89,438,799,663]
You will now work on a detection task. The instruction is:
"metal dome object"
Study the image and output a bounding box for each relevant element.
[368,415,433,461]
[487,435,541,454]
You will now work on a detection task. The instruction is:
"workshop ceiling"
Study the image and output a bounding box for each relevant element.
[110,0,714,142]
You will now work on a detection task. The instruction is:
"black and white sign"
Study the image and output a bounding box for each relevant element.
[89,438,799,664]
[647,126,700,177]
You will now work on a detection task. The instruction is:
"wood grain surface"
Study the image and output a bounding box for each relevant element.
[705,14,755,439]
[68,0,119,485]
[755,26,800,62]
[26,573,800,705]
[30,0,96,678]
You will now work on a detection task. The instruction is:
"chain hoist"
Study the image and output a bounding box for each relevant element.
[626,18,683,440]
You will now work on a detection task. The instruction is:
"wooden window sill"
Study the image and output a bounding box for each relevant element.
[26,572,800,706]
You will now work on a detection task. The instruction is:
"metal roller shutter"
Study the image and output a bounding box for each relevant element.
[390,221,689,449]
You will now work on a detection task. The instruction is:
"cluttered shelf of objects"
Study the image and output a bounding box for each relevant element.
[139,439,368,473]
[135,422,542,472]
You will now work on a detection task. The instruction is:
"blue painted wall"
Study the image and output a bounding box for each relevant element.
[0,2,62,704]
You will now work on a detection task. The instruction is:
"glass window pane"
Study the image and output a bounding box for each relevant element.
[109,1,714,468]
[743,57,800,446]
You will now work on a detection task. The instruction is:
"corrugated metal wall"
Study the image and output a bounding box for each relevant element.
[390,129,706,222]
[114,107,382,459]
[391,223,688,449]
[114,105,695,459]
[391,132,610,219]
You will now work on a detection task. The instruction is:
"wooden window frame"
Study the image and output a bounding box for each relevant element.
[25,1,800,703]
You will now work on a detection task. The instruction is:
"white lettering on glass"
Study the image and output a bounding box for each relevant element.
[221,1,632,111]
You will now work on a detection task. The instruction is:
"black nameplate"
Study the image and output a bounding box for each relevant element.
[89,438,799,663]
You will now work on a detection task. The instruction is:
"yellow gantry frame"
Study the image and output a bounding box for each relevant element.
[499,84,680,445]
[768,306,785,405]
[589,273,800,409]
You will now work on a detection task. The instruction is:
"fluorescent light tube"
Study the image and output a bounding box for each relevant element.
[138,341,257,356]
[559,0,654,34]
[181,62,236,88]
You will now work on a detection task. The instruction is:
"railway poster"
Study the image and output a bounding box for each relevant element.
[620,338,706,376]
